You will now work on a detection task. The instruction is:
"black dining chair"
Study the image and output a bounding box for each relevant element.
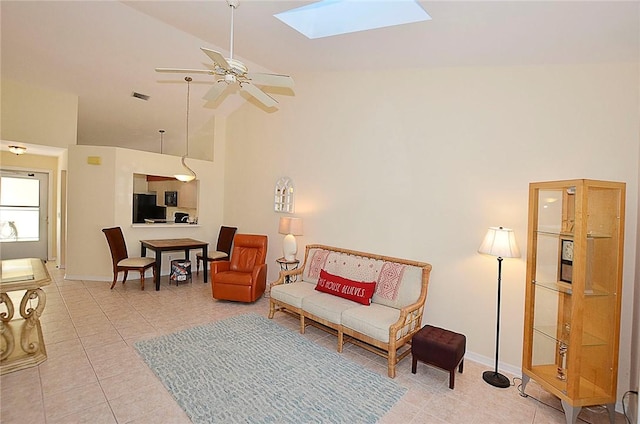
[196,226,237,275]
[102,227,156,290]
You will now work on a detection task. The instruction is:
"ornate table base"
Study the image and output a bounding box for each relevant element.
[1,259,51,375]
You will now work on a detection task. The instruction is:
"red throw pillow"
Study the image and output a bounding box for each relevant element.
[315,269,376,305]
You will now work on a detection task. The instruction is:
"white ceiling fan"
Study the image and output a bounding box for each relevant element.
[155,0,294,109]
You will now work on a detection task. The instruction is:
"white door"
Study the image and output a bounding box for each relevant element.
[0,170,49,260]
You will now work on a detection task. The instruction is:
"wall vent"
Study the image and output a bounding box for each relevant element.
[132,91,150,101]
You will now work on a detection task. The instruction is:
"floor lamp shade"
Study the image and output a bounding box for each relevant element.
[279,217,303,261]
[478,226,520,388]
[478,226,520,259]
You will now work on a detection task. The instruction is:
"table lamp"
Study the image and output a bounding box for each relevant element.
[279,217,303,261]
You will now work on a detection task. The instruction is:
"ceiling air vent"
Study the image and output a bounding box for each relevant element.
[132,91,150,101]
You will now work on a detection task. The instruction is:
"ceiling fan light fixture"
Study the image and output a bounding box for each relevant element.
[155,0,293,109]
[226,58,247,75]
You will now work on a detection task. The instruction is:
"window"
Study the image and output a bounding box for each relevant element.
[0,176,40,242]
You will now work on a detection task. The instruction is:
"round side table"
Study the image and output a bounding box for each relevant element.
[276,257,300,284]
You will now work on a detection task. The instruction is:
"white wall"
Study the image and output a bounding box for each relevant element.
[65,143,225,281]
[224,63,639,401]
[1,79,78,147]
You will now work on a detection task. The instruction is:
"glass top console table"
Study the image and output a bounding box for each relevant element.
[1,258,51,375]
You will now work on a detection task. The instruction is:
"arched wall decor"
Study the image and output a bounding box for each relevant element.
[274,177,294,213]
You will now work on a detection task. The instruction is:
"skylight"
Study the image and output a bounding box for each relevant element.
[274,0,431,40]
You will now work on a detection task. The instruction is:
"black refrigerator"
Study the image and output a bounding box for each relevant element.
[133,193,167,223]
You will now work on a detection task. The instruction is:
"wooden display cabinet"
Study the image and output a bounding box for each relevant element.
[522,179,625,424]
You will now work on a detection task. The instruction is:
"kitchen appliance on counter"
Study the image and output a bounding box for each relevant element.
[174,212,189,223]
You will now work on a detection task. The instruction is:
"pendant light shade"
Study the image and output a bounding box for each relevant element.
[174,76,196,182]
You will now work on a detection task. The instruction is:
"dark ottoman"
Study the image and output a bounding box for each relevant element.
[411,325,466,389]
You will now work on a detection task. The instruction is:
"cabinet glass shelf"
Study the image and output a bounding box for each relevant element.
[528,365,611,400]
[532,280,611,297]
[533,325,607,347]
[536,230,612,239]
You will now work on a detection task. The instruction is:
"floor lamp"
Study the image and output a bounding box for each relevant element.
[478,226,520,388]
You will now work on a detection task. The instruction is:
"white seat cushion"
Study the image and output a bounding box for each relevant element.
[207,251,229,260]
[302,292,360,325]
[341,304,401,343]
[118,257,155,267]
[271,281,316,308]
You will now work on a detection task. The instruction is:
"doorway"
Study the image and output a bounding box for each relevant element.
[0,170,49,260]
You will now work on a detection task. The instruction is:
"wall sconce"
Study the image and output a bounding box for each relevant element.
[8,146,26,155]
[278,217,303,261]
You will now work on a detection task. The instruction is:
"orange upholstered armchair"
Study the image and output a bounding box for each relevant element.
[211,234,268,302]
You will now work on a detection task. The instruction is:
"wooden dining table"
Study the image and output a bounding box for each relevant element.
[140,238,209,291]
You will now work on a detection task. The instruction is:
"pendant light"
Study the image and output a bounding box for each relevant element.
[159,129,165,154]
[174,76,196,182]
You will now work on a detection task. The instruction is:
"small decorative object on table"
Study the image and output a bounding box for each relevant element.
[559,239,573,283]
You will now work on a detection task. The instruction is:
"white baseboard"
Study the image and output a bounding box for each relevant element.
[464,350,627,415]
[63,271,171,282]
[464,350,521,378]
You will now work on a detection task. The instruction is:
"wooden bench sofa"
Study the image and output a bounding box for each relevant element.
[268,244,432,378]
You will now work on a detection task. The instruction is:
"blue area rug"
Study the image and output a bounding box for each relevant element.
[134,313,406,424]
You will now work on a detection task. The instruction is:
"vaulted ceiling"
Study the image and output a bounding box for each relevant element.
[2,1,638,155]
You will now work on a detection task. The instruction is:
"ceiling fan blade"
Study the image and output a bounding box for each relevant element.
[203,81,228,102]
[246,72,294,88]
[155,68,214,75]
[201,48,231,71]
[242,82,278,108]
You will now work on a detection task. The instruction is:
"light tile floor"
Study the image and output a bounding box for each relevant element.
[0,264,628,424]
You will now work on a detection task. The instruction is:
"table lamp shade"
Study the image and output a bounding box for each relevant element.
[279,217,303,261]
[278,217,303,236]
[478,226,520,259]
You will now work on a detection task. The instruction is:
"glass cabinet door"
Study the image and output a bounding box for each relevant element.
[529,187,574,394]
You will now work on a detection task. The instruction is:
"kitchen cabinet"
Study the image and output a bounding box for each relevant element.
[178,180,198,209]
[147,178,198,209]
